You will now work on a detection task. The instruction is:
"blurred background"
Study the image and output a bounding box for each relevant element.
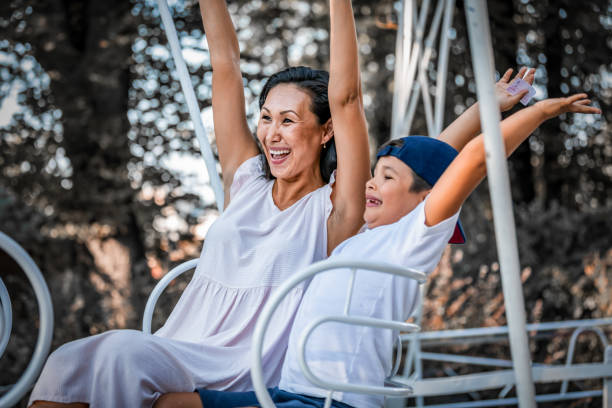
[0,0,610,406]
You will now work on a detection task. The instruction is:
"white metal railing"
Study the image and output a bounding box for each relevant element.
[156,0,224,212]
[251,259,427,408]
[392,319,612,407]
[0,231,53,408]
[142,258,199,334]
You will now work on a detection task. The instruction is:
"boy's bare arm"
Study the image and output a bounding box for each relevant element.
[426,93,601,227]
[438,67,535,151]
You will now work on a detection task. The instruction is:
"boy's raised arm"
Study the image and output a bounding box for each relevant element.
[199,0,259,206]
[426,93,601,227]
[326,0,371,253]
[438,67,535,151]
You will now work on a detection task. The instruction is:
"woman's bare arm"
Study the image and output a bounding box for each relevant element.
[326,0,371,254]
[199,0,259,207]
[426,93,601,226]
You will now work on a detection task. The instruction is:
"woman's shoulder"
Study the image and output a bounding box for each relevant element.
[229,154,267,199]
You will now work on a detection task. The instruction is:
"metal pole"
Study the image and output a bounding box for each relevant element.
[464,1,536,407]
[157,0,225,212]
[434,0,455,136]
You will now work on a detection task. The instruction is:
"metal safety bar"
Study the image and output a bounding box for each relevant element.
[464,1,536,405]
[142,258,199,334]
[156,0,225,212]
[251,259,427,408]
[0,231,53,408]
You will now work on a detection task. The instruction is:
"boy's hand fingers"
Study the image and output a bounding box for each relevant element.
[524,68,535,85]
[515,67,527,80]
[500,68,513,83]
[567,93,588,103]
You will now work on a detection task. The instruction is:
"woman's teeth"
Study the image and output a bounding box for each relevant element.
[270,149,290,159]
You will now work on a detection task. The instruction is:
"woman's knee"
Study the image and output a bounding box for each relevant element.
[154,392,203,408]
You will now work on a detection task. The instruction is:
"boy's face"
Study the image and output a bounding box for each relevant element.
[364,156,429,229]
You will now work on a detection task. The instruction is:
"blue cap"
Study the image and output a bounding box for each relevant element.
[377,136,466,244]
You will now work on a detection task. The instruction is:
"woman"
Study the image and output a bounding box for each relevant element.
[28,0,370,406]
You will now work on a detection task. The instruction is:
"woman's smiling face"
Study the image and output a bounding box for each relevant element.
[257,83,330,181]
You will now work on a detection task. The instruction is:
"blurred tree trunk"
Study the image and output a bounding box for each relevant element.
[6,0,146,331]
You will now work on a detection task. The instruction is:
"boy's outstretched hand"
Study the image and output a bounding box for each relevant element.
[496,67,535,112]
[535,93,602,119]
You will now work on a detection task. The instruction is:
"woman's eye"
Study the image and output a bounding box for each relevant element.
[283,118,293,124]
[262,115,271,121]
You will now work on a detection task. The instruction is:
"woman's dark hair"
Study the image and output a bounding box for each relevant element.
[377,139,431,193]
[258,66,336,183]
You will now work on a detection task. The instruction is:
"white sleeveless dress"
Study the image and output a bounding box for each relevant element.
[29,155,334,408]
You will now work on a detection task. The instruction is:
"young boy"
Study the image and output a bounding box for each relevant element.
[155,93,600,408]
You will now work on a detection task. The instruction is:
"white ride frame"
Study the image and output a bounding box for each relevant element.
[0,231,53,408]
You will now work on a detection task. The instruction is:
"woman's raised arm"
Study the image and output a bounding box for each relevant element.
[199,0,259,206]
[326,0,371,254]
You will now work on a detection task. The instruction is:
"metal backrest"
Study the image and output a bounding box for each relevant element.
[251,259,427,408]
[0,231,53,408]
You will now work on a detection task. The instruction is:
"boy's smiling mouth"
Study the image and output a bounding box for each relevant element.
[365,194,382,207]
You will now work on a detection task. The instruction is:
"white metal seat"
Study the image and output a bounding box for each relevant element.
[142,258,199,334]
[0,231,54,408]
[250,259,427,408]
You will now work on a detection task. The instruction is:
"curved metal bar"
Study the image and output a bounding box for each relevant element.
[464,1,536,405]
[390,334,403,378]
[0,231,54,408]
[0,277,12,357]
[560,326,609,394]
[434,0,456,136]
[156,0,225,212]
[142,258,199,334]
[297,315,418,396]
[251,259,426,407]
[417,0,445,137]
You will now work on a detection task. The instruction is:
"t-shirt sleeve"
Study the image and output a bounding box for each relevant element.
[229,154,265,200]
[392,195,460,275]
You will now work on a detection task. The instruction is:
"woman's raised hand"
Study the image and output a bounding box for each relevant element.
[534,93,602,119]
[496,67,535,112]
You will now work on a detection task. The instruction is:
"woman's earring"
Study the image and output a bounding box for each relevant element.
[323,142,327,149]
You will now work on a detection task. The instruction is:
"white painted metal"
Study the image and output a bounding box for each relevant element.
[463,1,536,406]
[0,231,53,408]
[156,0,225,212]
[400,0,432,137]
[561,326,609,394]
[393,362,612,397]
[142,258,199,334]
[251,259,426,408]
[400,317,612,342]
[419,390,603,408]
[298,315,418,396]
[434,0,456,136]
[604,345,612,408]
[415,0,445,137]
[391,0,412,140]
[0,278,11,357]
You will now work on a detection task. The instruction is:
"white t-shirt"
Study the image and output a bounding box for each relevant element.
[279,198,460,408]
